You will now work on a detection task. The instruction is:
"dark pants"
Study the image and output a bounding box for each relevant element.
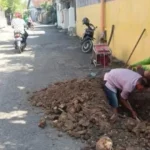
[104,85,119,108]
[23,30,28,43]
[6,17,11,25]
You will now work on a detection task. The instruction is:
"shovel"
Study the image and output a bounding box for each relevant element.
[135,116,141,123]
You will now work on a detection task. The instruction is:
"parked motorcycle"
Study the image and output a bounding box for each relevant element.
[14,32,26,53]
[81,17,97,53]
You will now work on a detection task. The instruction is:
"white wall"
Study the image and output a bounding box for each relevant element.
[0,11,6,28]
[68,7,75,29]
[56,0,76,30]
[62,8,69,29]
[56,1,62,27]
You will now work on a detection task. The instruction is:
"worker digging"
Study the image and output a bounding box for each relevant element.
[29,20,150,150]
[29,31,150,149]
[29,24,150,149]
[30,68,150,150]
[103,68,148,123]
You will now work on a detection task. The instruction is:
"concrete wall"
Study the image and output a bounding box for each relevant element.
[0,11,6,28]
[76,0,150,64]
[56,1,62,27]
[56,0,76,31]
[68,7,75,29]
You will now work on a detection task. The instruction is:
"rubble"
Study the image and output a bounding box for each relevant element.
[30,78,150,149]
[38,118,47,129]
[96,136,113,150]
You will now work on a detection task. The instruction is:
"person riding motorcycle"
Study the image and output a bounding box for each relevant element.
[11,12,28,44]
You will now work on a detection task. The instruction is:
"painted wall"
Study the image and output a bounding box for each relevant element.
[76,0,150,64]
[76,4,101,43]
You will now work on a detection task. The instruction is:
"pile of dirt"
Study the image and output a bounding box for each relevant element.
[30,78,150,150]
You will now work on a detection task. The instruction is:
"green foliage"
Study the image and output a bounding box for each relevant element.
[40,1,57,24]
[0,0,27,13]
[24,10,30,16]
[41,1,52,11]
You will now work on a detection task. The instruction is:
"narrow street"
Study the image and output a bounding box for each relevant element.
[0,25,94,150]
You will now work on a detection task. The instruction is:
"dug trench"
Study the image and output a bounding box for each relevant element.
[29,77,150,150]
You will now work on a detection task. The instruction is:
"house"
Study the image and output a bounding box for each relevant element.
[32,0,52,8]
[75,0,150,65]
[28,0,53,23]
[55,0,76,35]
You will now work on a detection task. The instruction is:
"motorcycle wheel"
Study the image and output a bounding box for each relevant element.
[16,41,22,53]
[17,46,22,53]
[21,43,26,52]
[81,40,93,53]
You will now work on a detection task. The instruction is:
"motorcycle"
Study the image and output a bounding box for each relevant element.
[81,23,97,53]
[14,32,26,53]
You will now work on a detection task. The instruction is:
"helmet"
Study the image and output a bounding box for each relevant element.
[14,12,22,18]
[82,17,90,25]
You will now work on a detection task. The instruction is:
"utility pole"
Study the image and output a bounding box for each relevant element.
[27,0,31,9]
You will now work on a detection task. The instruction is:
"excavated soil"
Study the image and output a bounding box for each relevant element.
[30,78,150,150]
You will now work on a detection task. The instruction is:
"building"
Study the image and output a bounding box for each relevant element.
[76,0,150,64]
[28,0,53,22]
[55,0,76,35]
[32,0,52,8]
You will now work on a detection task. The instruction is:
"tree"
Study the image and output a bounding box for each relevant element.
[41,1,51,11]
[0,0,8,9]
[0,0,27,13]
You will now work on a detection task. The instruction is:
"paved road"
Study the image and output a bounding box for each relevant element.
[0,25,95,150]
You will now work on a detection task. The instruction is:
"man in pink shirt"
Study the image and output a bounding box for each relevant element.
[104,68,148,122]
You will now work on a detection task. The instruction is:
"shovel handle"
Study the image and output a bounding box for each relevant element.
[135,117,141,122]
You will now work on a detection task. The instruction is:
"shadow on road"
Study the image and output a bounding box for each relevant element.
[0,25,96,150]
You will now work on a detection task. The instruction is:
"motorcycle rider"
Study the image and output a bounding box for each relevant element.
[11,12,28,44]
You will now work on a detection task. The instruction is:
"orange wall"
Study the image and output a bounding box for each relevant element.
[76,0,150,64]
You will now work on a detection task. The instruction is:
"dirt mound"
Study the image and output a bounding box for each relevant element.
[30,78,150,150]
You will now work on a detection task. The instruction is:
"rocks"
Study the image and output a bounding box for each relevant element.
[79,118,90,127]
[38,118,46,129]
[36,102,43,107]
[30,78,150,150]
[64,120,74,130]
[125,118,137,131]
[126,147,141,150]
[68,130,87,138]
[96,136,113,150]
[47,114,59,120]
